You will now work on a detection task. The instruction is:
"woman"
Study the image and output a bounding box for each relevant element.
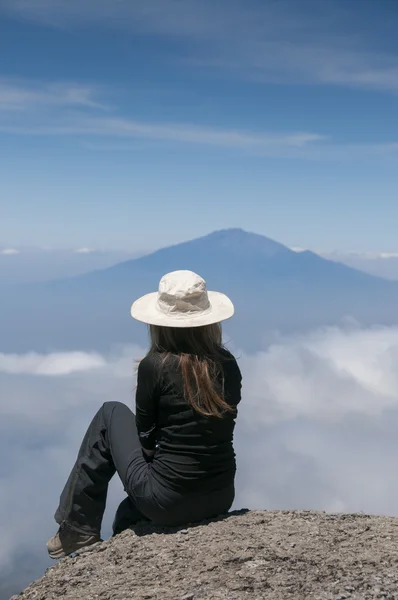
[47,270,242,559]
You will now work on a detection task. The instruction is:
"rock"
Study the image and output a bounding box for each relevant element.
[15,510,398,600]
[73,541,102,556]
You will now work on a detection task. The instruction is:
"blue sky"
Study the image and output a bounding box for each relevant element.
[1,0,398,252]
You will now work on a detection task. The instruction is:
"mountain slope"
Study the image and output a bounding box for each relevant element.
[15,510,398,600]
[73,228,385,286]
[1,229,398,353]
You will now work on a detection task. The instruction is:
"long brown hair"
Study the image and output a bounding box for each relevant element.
[149,323,233,418]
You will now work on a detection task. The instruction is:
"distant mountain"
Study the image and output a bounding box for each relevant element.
[0,247,141,284]
[1,228,398,353]
[319,251,398,281]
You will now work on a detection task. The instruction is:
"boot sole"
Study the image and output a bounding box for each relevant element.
[48,547,67,560]
[47,539,102,560]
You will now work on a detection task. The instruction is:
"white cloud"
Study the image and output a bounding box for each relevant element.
[238,325,398,424]
[96,119,323,149]
[0,248,20,255]
[2,0,398,94]
[0,351,106,376]
[74,247,96,254]
[321,251,398,260]
[234,325,398,515]
[2,326,398,591]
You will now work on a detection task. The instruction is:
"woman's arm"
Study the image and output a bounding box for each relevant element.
[224,358,242,414]
[135,355,160,453]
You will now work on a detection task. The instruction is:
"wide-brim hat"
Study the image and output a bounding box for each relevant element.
[131,270,234,328]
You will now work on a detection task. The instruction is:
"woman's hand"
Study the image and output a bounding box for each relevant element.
[142,448,155,464]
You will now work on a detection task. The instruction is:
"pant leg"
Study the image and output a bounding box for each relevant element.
[55,401,148,535]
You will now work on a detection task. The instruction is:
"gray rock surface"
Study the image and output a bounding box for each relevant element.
[14,510,398,599]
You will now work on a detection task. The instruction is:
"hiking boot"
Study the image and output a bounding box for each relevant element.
[47,523,101,559]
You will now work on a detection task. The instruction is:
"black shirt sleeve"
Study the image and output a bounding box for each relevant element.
[222,353,242,412]
[135,354,161,451]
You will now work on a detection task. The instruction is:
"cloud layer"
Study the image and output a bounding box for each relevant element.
[0,345,141,595]
[3,325,398,593]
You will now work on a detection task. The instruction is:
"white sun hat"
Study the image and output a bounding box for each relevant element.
[130,270,234,328]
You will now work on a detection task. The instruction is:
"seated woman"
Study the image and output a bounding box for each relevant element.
[47,270,242,558]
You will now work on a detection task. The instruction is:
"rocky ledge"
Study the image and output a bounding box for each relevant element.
[14,510,398,600]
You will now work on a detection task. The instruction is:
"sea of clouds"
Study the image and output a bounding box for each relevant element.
[2,324,398,594]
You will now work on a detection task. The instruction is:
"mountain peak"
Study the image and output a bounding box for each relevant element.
[17,510,398,599]
[181,228,291,258]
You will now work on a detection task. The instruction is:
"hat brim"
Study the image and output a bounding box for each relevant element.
[130,291,234,328]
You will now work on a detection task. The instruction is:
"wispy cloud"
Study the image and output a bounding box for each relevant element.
[0,103,326,155]
[2,5,398,160]
[3,0,398,93]
[77,117,324,150]
[74,247,96,254]
[0,80,108,111]
[0,248,20,256]
[2,101,398,160]
[324,251,398,260]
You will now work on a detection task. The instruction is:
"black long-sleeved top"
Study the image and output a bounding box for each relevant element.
[135,348,242,493]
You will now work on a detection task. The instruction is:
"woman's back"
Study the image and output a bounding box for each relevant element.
[136,347,242,493]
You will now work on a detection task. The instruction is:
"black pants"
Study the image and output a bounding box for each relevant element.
[55,402,234,535]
